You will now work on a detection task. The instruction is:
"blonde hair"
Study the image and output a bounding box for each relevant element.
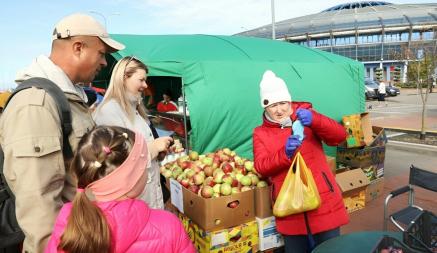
[59,126,135,253]
[99,57,149,122]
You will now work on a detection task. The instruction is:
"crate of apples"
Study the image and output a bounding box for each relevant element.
[160,148,268,198]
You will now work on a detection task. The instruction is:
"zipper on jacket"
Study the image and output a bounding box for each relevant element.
[322,172,334,192]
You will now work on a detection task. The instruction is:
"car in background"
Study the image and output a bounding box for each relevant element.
[364,79,379,100]
[386,84,400,96]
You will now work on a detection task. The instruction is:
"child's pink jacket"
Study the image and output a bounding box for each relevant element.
[45,199,195,253]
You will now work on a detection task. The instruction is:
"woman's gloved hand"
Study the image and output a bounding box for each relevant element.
[285,135,302,158]
[296,109,313,126]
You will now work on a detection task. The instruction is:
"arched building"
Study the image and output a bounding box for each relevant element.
[238,1,437,82]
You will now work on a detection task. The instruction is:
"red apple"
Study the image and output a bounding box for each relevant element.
[176,156,189,167]
[228,200,239,208]
[221,162,234,174]
[231,179,239,187]
[204,176,216,187]
[201,185,214,198]
[188,184,200,194]
[180,178,190,188]
[180,161,192,170]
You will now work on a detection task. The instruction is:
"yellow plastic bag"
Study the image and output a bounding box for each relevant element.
[273,152,321,217]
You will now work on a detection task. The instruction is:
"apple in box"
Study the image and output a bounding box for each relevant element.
[188,184,200,194]
[240,175,252,186]
[201,185,214,198]
[202,157,213,166]
[204,176,215,187]
[193,173,205,185]
[189,151,199,161]
[221,162,234,174]
[203,165,214,177]
[220,183,232,196]
[244,161,254,172]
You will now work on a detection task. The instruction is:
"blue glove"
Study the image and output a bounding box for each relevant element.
[296,109,313,126]
[285,135,302,158]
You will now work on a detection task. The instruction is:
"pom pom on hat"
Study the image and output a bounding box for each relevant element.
[259,70,291,108]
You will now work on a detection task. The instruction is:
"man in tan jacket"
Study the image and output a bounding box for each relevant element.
[0,13,124,252]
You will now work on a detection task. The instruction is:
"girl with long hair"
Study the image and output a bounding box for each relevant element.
[45,126,195,253]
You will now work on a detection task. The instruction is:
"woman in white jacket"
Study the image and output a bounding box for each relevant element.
[93,56,172,209]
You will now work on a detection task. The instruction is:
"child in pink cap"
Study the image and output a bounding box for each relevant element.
[45,126,195,253]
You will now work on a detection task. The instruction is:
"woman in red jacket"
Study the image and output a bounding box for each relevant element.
[253,70,349,253]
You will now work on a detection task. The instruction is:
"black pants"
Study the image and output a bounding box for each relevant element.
[282,227,340,253]
[378,93,385,101]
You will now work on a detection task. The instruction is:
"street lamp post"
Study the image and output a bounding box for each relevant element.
[271,0,276,40]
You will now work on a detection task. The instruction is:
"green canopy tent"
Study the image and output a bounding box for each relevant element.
[104,34,364,159]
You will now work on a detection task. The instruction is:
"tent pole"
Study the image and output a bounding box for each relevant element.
[181,86,189,152]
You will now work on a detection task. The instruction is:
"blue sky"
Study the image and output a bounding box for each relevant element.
[0,0,431,90]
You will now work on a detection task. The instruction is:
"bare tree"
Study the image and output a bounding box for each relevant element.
[405,29,437,140]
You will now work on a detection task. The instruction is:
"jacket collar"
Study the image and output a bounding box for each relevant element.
[15,55,88,102]
[261,102,313,128]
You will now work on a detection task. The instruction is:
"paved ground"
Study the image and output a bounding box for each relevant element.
[342,147,437,234]
[368,88,437,133]
[342,89,437,234]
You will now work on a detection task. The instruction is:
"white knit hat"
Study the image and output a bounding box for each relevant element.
[259,70,291,108]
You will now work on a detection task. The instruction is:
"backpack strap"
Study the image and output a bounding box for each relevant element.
[4,77,73,159]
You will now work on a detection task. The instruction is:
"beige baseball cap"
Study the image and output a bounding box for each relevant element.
[52,13,125,52]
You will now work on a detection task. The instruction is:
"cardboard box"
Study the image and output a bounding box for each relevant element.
[170,179,255,232]
[178,213,196,242]
[255,186,273,218]
[326,155,336,174]
[256,216,284,251]
[336,169,370,213]
[365,177,385,202]
[361,163,384,182]
[192,220,259,253]
[342,112,373,147]
[337,127,387,168]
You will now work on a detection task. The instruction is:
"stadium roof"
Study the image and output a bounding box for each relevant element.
[238,3,437,39]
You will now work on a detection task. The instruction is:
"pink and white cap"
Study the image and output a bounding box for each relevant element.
[87,131,148,201]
